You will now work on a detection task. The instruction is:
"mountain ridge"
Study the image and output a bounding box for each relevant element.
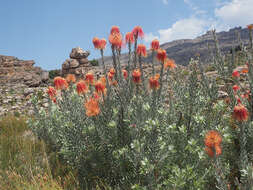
[98,26,250,66]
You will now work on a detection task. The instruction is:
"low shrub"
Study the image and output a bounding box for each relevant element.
[28,25,253,190]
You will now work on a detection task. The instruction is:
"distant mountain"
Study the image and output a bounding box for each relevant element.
[98,27,250,66]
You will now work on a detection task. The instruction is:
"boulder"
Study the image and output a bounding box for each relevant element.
[78,58,89,65]
[62,59,79,69]
[69,47,90,59]
[69,59,79,68]
[41,71,49,82]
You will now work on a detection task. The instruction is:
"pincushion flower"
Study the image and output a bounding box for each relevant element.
[92,37,100,49]
[66,74,76,84]
[84,98,100,117]
[164,58,176,69]
[125,32,134,44]
[108,68,116,81]
[47,86,57,98]
[204,130,222,148]
[99,38,107,50]
[109,68,116,75]
[110,25,120,34]
[76,80,88,95]
[132,69,141,84]
[95,80,106,95]
[247,24,253,30]
[232,85,240,92]
[241,68,248,74]
[137,44,147,57]
[109,33,123,48]
[233,104,249,122]
[156,49,167,62]
[132,26,144,39]
[100,76,106,86]
[85,73,94,85]
[54,77,68,90]
[149,76,160,90]
[122,69,128,79]
[204,130,222,157]
[232,70,240,77]
[151,39,160,51]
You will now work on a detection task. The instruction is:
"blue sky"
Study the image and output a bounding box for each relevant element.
[1,0,253,70]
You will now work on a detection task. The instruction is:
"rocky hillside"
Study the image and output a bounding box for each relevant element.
[0,55,49,116]
[99,27,250,66]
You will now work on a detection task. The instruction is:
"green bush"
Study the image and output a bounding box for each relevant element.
[90,59,99,66]
[28,26,253,190]
[49,70,61,79]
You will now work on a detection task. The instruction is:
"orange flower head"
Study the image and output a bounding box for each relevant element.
[110,25,120,34]
[125,32,134,44]
[100,76,107,86]
[247,24,253,30]
[99,38,107,50]
[232,85,240,92]
[164,58,176,69]
[233,104,249,122]
[47,86,57,98]
[109,33,123,48]
[85,73,94,85]
[122,69,128,79]
[232,70,240,77]
[84,98,100,117]
[151,39,160,50]
[132,69,141,84]
[66,74,76,84]
[137,44,147,57]
[95,80,106,94]
[109,68,116,75]
[54,77,68,90]
[132,26,144,39]
[149,76,160,90]
[156,49,167,62]
[204,130,222,148]
[92,37,100,49]
[108,72,114,81]
[76,80,88,95]
[241,68,248,74]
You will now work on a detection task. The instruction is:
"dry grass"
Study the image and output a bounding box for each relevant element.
[0,114,78,190]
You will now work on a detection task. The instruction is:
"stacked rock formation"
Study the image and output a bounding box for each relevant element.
[62,47,93,77]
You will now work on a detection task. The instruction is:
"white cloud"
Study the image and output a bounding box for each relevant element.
[145,17,211,44]
[215,0,253,27]
[144,33,159,43]
[162,0,168,5]
[146,0,253,44]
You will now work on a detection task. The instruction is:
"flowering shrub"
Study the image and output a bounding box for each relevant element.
[28,25,253,189]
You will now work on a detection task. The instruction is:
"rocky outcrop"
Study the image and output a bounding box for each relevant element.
[0,55,49,87]
[62,47,93,77]
[0,55,49,116]
[98,26,250,66]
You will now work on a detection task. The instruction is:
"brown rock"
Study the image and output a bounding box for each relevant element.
[62,60,70,69]
[69,47,90,59]
[69,59,79,68]
[78,58,89,65]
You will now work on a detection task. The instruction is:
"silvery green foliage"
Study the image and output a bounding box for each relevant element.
[27,29,253,190]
